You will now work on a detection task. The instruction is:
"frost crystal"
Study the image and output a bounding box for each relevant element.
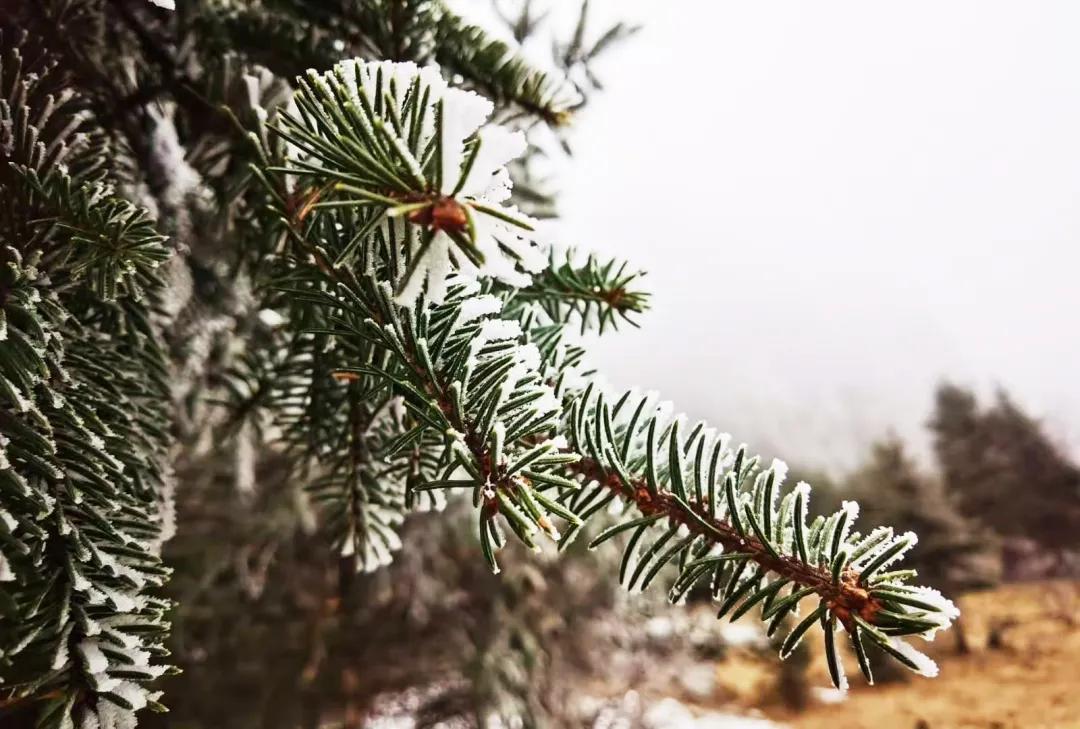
[836,500,859,545]
[907,585,961,639]
[471,319,523,352]
[770,458,789,486]
[458,294,504,323]
[79,641,109,675]
[911,585,961,622]
[96,697,140,729]
[855,529,915,571]
[840,500,860,521]
[888,637,940,677]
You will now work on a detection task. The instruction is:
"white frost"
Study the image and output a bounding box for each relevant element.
[111,682,149,711]
[911,585,961,622]
[453,126,527,199]
[79,641,109,675]
[458,294,503,323]
[421,233,454,304]
[98,586,140,613]
[532,390,562,415]
[840,500,860,521]
[855,529,915,571]
[96,695,140,729]
[71,566,92,592]
[907,585,961,639]
[476,319,522,343]
[835,499,860,547]
[888,637,940,677]
[439,88,495,195]
[769,458,789,486]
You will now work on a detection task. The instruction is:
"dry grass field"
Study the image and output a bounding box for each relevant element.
[768,580,1080,729]
[614,581,1080,728]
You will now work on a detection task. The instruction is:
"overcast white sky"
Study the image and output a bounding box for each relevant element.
[469,1,1080,472]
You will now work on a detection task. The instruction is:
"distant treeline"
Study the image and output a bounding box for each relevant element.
[799,382,1080,596]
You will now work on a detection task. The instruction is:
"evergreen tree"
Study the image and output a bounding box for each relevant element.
[1,2,960,726]
[848,438,997,598]
[847,437,998,664]
[930,383,1080,565]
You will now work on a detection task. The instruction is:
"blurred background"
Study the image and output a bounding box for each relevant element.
[561,0,1080,475]
[155,2,1080,727]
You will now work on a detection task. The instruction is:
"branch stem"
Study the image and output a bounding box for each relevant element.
[572,458,882,627]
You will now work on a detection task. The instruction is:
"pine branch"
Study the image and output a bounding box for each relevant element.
[249,156,577,572]
[506,249,648,334]
[21,170,169,299]
[553,0,641,96]
[187,1,346,84]
[291,272,573,572]
[558,385,958,687]
[0,0,975,725]
[246,58,960,690]
[270,59,547,303]
[434,9,577,126]
[1,31,173,728]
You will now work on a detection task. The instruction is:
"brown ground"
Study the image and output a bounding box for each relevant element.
[585,581,1080,727]
[768,580,1080,729]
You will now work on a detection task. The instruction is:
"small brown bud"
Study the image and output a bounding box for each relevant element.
[409,197,468,234]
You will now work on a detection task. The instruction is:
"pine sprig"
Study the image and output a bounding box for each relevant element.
[283,271,577,574]
[272,58,547,305]
[241,143,580,574]
[507,249,648,334]
[434,11,577,126]
[221,322,447,573]
[20,170,169,300]
[560,385,958,687]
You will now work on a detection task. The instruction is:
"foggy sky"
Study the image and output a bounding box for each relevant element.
[553,1,1080,472]
[464,1,1080,473]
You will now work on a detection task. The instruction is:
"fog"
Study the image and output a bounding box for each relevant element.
[543,1,1080,472]
[460,1,1080,472]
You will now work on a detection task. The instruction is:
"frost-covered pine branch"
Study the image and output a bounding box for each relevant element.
[248,58,960,690]
[1,35,174,727]
[0,4,962,726]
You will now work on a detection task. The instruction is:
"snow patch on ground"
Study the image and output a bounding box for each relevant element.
[644,698,783,729]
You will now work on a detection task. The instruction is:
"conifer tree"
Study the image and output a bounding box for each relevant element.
[846,437,998,662]
[848,438,997,598]
[1,2,960,726]
[931,384,1080,564]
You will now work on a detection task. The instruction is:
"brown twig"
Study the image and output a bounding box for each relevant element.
[570,457,882,628]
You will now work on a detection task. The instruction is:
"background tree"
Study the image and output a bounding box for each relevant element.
[931,383,1080,574]
[846,437,998,661]
[848,438,998,599]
